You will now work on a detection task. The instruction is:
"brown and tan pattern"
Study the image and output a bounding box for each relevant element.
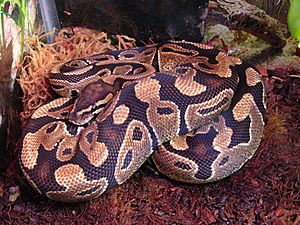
[31,98,73,120]
[212,116,234,152]
[56,136,78,162]
[113,104,130,125]
[153,145,200,183]
[139,47,157,64]
[135,76,181,143]
[245,67,263,86]
[158,43,200,72]
[232,93,255,122]
[174,67,207,96]
[169,135,189,151]
[210,97,265,182]
[19,40,265,202]
[192,53,242,78]
[47,164,109,202]
[114,120,152,184]
[112,65,134,75]
[79,123,109,167]
[21,121,67,170]
[184,88,234,130]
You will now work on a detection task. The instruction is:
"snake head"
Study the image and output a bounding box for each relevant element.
[68,81,115,125]
[68,106,96,126]
[68,93,113,125]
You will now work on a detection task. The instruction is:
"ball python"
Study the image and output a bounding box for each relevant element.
[19,40,266,202]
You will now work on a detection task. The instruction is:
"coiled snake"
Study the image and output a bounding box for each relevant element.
[19,40,266,202]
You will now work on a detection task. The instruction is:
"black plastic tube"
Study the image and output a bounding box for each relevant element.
[39,0,60,43]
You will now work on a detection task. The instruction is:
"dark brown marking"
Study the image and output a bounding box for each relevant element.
[157,107,174,115]
[46,124,58,134]
[174,161,192,170]
[132,127,143,141]
[37,161,51,182]
[62,148,73,156]
[121,150,133,169]
[219,156,229,166]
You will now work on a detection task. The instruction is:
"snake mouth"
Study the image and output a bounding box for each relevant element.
[68,104,106,126]
[68,112,94,126]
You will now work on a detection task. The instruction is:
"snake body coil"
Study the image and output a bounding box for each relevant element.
[19,41,265,202]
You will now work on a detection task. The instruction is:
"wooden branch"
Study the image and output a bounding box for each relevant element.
[209,0,290,49]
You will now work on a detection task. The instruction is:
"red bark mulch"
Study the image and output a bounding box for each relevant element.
[0,29,299,224]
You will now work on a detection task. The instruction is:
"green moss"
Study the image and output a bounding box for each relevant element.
[288,0,300,45]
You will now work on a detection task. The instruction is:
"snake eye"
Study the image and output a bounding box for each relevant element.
[71,90,79,97]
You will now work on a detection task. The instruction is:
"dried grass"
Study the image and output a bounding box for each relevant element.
[19,28,136,122]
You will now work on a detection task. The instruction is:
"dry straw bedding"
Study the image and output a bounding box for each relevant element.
[19,28,136,122]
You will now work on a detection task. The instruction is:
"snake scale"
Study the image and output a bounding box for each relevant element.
[19,40,266,202]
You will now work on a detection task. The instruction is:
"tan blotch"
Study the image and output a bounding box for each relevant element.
[135,76,181,143]
[170,135,189,151]
[245,67,262,86]
[32,98,72,120]
[21,121,67,170]
[112,64,133,75]
[147,100,180,143]
[79,123,109,167]
[134,77,161,102]
[174,67,207,96]
[193,52,242,78]
[152,145,200,183]
[64,65,94,76]
[158,43,199,72]
[87,54,116,63]
[56,136,78,162]
[232,93,254,122]
[118,50,140,60]
[140,47,157,64]
[47,164,108,202]
[94,67,111,78]
[212,116,233,152]
[102,63,154,85]
[22,98,75,170]
[185,88,234,130]
[21,132,42,170]
[210,99,265,183]
[114,120,152,184]
[113,104,130,125]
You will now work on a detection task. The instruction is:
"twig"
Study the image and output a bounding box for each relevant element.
[209,0,289,49]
